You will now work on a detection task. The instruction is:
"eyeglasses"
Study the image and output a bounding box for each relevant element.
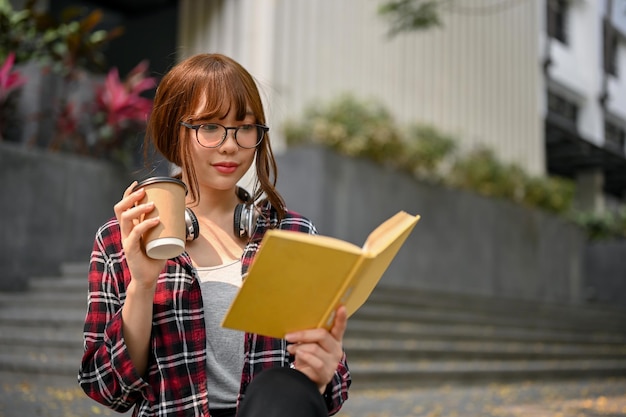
[180,121,268,149]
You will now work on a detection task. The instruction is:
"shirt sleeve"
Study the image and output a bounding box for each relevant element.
[78,219,154,412]
[323,351,351,415]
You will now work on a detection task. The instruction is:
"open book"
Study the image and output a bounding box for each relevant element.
[221,211,420,338]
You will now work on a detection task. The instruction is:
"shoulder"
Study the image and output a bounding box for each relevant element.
[260,202,317,235]
[278,210,317,234]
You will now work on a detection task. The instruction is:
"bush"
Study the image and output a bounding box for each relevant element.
[284,94,580,218]
[570,209,626,240]
[447,147,574,214]
[284,94,405,165]
[0,1,153,167]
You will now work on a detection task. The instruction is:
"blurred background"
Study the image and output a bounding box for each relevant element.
[0,0,625,416]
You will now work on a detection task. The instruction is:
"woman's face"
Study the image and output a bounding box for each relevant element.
[183,104,257,194]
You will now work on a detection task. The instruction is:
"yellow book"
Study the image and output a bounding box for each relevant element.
[221,211,421,338]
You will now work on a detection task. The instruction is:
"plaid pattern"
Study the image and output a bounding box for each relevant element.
[79,202,351,417]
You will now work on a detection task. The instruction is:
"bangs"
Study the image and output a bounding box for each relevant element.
[192,65,252,122]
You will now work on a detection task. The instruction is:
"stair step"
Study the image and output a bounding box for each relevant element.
[348,359,626,389]
[60,263,89,278]
[28,277,87,294]
[0,342,83,358]
[0,352,80,376]
[366,290,626,333]
[0,291,87,308]
[345,319,626,345]
[354,304,626,333]
[0,326,83,348]
[370,286,626,320]
[343,338,626,361]
[0,306,86,327]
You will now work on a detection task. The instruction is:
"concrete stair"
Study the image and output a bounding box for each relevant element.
[346,286,626,389]
[1,263,626,391]
[0,263,87,376]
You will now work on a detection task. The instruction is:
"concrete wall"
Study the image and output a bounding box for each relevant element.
[584,240,626,307]
[1,143,623,309]
[276,146,587,305]
[0,143,131,290]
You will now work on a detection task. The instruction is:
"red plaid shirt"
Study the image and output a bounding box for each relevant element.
[79,202,351,417]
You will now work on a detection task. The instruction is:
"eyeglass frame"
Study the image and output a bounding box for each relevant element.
[180,121,269,149]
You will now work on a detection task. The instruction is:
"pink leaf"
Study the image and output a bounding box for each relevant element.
[0,52,28,103]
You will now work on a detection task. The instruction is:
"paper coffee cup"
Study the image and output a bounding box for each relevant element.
[133,177,187,260]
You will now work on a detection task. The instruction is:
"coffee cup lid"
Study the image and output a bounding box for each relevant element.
[133,176,188,194]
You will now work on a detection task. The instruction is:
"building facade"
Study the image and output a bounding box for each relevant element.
[175,0,626,211]
[543,0,626,211]
[41,0,626,211]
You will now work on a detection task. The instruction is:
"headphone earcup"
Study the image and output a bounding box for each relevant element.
[185,208,200,241]
[233,203,245,238]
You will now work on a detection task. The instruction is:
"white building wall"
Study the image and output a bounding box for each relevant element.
[179,0,543,175]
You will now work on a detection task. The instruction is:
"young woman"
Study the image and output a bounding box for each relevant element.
[79,53,351,417]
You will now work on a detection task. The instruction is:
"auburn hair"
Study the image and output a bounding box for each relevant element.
[145,53,286,220]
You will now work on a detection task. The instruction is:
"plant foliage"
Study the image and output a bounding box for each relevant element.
[0,0,152,167]
[569,209,626,240]
[378,0,446,37]
[0,0,123,73]
[284,94,585,222]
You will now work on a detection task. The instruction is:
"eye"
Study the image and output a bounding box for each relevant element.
[238,124,255,131]
[199,124,221,133]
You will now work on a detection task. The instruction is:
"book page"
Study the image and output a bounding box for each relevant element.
[344,220,417,316]
[362,211,420,256]
[267,229,362,253]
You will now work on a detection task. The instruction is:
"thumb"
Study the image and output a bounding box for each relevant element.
[330,305,348,342]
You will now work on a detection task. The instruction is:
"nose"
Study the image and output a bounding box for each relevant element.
[219,128,239,151]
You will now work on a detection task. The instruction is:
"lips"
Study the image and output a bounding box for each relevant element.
[213,161,239,174]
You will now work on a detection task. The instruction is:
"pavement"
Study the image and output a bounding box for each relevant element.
[1,371,625,417]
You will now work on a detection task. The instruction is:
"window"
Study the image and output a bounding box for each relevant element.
[547,0,568,44]
[605,120,626,153]
[603,20,618,76]
[548,91,578,125]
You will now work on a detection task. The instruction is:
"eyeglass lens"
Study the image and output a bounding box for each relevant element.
[196,124,263,148]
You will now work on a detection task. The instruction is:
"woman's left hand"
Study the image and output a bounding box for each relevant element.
[285,305,348,393]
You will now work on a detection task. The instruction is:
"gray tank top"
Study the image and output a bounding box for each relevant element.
[196,260,245,409]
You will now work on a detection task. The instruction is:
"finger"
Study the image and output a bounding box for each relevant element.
[114,186,145,219]
[289,345,334,392]
[118,181,139,207]
[124,181,138,197]
[293,348,325,372]
[127,215,160,243]
[118,202,155,237]
[285,328,328,344]
[330,305,348,342]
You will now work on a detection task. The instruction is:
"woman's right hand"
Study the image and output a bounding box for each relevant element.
[114,181,167,291]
